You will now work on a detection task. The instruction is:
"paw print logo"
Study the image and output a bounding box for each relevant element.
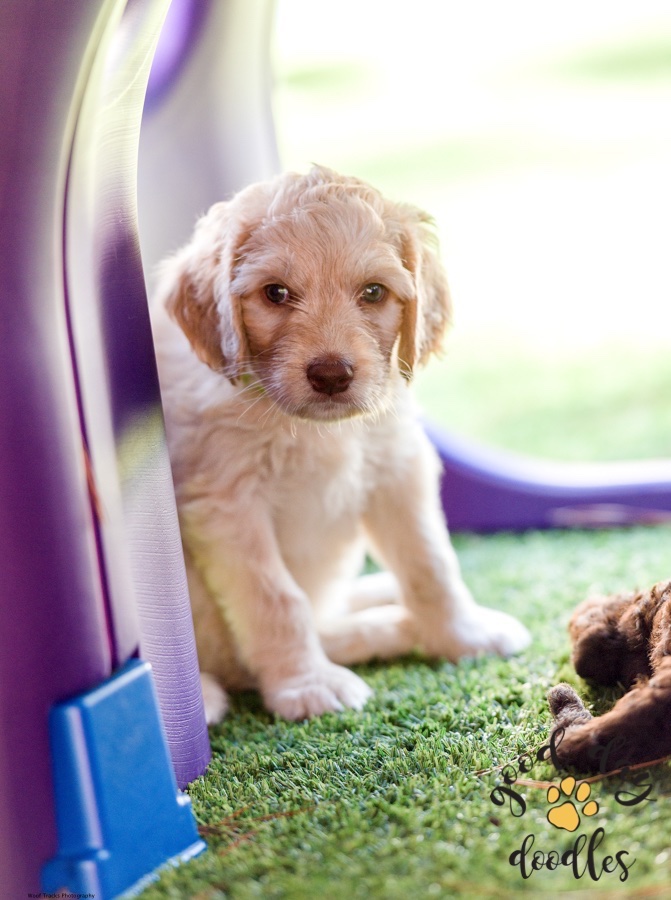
[546,776,599,832]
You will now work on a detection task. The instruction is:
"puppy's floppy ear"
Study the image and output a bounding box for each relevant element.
[157,201,248,379]
[395,209,452,379]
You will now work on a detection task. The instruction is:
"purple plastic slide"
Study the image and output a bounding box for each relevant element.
[429,424,671,533]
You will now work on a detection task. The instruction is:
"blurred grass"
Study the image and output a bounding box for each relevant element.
[549,34,671,81]
[415,339,671,462]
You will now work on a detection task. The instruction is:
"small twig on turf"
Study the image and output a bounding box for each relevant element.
[475,752,671,785]
[198,804,316,855]
[515,752,671,790]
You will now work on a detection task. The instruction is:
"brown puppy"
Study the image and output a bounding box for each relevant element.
[548,580,671,771]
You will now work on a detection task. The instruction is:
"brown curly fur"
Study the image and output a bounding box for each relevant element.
[547,580,671,772]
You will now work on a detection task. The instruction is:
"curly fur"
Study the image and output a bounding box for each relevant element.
[548,580,671,771]
[151,166,530,723]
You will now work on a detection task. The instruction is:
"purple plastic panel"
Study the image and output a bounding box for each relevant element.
[138,0,280,270]
[145,0,209,111]
[1,1,211,892]
[63,0,210,785]
[428,422,671,533]
[0,2,113,894]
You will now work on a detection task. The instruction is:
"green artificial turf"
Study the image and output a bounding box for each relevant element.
[141,526,671,899]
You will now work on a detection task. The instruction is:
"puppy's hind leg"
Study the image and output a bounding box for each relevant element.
[317,571,417,664]
[344,570,403,612]
[318,604,419,666]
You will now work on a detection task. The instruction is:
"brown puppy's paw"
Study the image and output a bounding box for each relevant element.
[569,594,636,686]
[547,683,593,758]
[546,683,602,773]
[548,683,591,722]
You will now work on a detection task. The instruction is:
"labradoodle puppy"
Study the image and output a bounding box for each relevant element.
[151,165,530,723]
[549,579,671,771]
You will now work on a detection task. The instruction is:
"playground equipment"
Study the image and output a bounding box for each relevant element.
[2,0,670,896]
[1,0,229,895]
[429,423,671,532]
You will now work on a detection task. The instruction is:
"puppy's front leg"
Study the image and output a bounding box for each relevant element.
[185,506,372,720]
[364,428,530,660]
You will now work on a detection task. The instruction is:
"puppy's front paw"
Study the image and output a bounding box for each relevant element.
[263,662,373,721]
[421,605,531,661]
[200,671,229,725]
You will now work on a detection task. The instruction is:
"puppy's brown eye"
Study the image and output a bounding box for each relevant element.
[264,284,290,304]
[361,283,386,303]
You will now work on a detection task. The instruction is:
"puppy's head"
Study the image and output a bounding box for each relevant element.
[159,166,451,420]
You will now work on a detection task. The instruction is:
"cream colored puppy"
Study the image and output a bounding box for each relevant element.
[151,166,530,723]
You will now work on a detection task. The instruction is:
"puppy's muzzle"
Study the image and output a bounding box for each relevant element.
[307,357,354,396]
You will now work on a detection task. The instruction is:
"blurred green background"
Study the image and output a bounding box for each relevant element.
[272,0,671,462]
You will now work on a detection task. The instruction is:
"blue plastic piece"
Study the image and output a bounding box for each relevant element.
[42,659,206,899]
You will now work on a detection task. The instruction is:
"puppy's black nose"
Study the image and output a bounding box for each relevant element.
[307,357,354,395]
